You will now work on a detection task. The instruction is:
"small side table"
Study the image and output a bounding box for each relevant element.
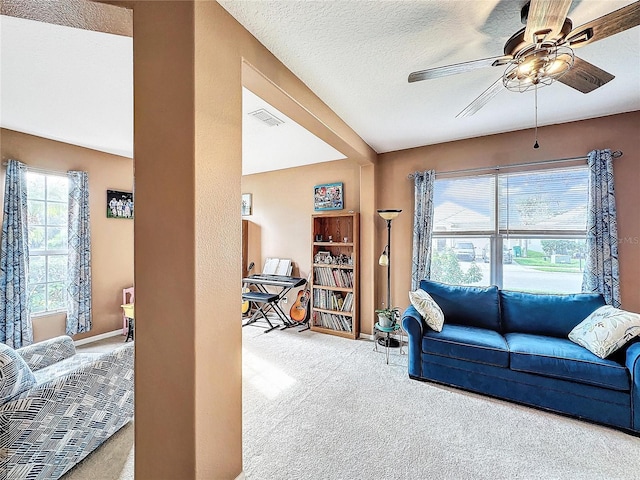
[121,303,134,342]
[374,322,405,364]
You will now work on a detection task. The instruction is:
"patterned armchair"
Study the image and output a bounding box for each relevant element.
[0,335,134,480]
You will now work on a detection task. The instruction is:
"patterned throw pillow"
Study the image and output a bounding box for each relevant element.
[409,290,444,332]
[0,343,37,403]
[568,305,640,359]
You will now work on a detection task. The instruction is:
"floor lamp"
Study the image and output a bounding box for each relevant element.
[378,209,401,347]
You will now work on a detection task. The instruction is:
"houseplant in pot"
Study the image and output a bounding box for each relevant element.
[375,306,400,328]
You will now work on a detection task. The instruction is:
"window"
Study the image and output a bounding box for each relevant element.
[26,172,69,314]
[430,165,588,294]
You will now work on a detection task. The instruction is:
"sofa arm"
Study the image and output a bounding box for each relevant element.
[16,335,76,371]
[402,305,426,378]
[626,341,640,431]
[1,342,134,480]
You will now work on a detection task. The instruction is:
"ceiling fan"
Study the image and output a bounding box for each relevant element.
[408,0,640,118]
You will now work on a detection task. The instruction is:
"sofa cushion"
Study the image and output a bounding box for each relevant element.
[569,305,640,359]
[32,352,102,385]
[423,324,509,367]
[409,290,444,332]
[17,335,76,371]
[506,333,629,391]
[500,291,605,338]
[419,279,501,331]
[0,342,37,403]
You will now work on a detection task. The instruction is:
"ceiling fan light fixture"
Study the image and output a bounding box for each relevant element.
[517,62,533,75]
[503,43,574,93]
[545,53,574,75]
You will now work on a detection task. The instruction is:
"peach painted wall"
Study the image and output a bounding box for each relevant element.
[0,128,134,342]
[241,158,361,295]
[101,0,376,477]
[376,111,640,316]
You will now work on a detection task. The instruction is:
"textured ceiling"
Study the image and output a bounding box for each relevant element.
[242,88,345,175]
[219,0,640,153]
[0,15,133,157]
[2,1,639,172]
[2,14,340,173]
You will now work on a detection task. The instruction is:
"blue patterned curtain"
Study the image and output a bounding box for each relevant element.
[66,171,92,335]
[582,149,621,307]
[411,170,436,290]
[1,159,33,348]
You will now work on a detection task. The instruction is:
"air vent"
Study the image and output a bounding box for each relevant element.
[248,108,284,127]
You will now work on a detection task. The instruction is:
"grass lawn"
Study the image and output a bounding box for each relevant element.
[514,252,584,273]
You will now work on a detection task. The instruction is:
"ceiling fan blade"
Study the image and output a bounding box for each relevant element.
[557,57,614,93]
[408,55,512,83]
[566,1,640,48]
[456,77,504,118]
[524,0,572,43]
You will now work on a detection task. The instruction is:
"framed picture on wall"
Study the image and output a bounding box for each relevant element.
[107,190,134,219]
[242,193,252,216]
[314,182,343,211]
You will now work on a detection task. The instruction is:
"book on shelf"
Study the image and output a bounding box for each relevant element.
[313,290,350,312]
[313,311,352,332]
[313,266,354,288]
[341,292,353,312]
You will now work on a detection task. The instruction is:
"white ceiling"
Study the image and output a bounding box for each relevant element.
[219,0,640,152]
[0,15,133,158]
[242,88,345,175]
[0,14,341,174]
[2,1,639,173]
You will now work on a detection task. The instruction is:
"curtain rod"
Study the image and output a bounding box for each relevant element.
[407,150,623,179]
[2,161,67,177]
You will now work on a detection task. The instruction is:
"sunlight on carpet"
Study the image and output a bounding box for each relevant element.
[242,347,297,399]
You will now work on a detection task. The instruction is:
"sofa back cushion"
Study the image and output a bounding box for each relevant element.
[0,343,36,404]
[500,290,606,337]
[419,279,501,331]
[16,335,76,371]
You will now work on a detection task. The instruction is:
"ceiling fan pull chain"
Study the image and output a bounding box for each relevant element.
[533,83,540,149]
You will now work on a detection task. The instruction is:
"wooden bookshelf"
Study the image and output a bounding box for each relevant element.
[310,212,359,339]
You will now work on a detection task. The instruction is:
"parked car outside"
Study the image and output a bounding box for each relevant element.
[453,242,476,261]
[482,244,513,264]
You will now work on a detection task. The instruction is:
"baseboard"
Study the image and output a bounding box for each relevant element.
[235,472,246,480]
[74,329,123,346]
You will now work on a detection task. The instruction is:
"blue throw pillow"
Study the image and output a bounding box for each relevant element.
[500,290,605,337]
[419,279,501,331]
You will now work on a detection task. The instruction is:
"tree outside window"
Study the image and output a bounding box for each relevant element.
[26,172,69,314]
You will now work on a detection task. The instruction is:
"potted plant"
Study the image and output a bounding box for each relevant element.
[375,306,400,328]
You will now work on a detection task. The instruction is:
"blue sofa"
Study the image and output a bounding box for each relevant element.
[402,279,640,433]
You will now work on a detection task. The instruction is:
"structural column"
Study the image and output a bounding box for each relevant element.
[131,1,242,478]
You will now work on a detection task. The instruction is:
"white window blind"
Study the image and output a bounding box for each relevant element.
[432,174,495,234]
[498,166,588,234]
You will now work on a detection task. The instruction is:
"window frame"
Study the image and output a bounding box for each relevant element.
[430,165,588,291]
[26,171,69,316]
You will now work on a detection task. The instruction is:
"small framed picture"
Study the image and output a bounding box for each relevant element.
[314,182,343,211]
[314,251,333,264]
[242,193,252,216]
[107,190,134,219]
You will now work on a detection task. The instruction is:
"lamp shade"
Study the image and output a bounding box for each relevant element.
[377,209,402,221]
[378,252,389,266]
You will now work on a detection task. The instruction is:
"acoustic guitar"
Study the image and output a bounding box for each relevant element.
[241,262,255,315]
[289,275,311,323]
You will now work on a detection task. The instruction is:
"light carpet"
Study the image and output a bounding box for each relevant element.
[63,327,640,479]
